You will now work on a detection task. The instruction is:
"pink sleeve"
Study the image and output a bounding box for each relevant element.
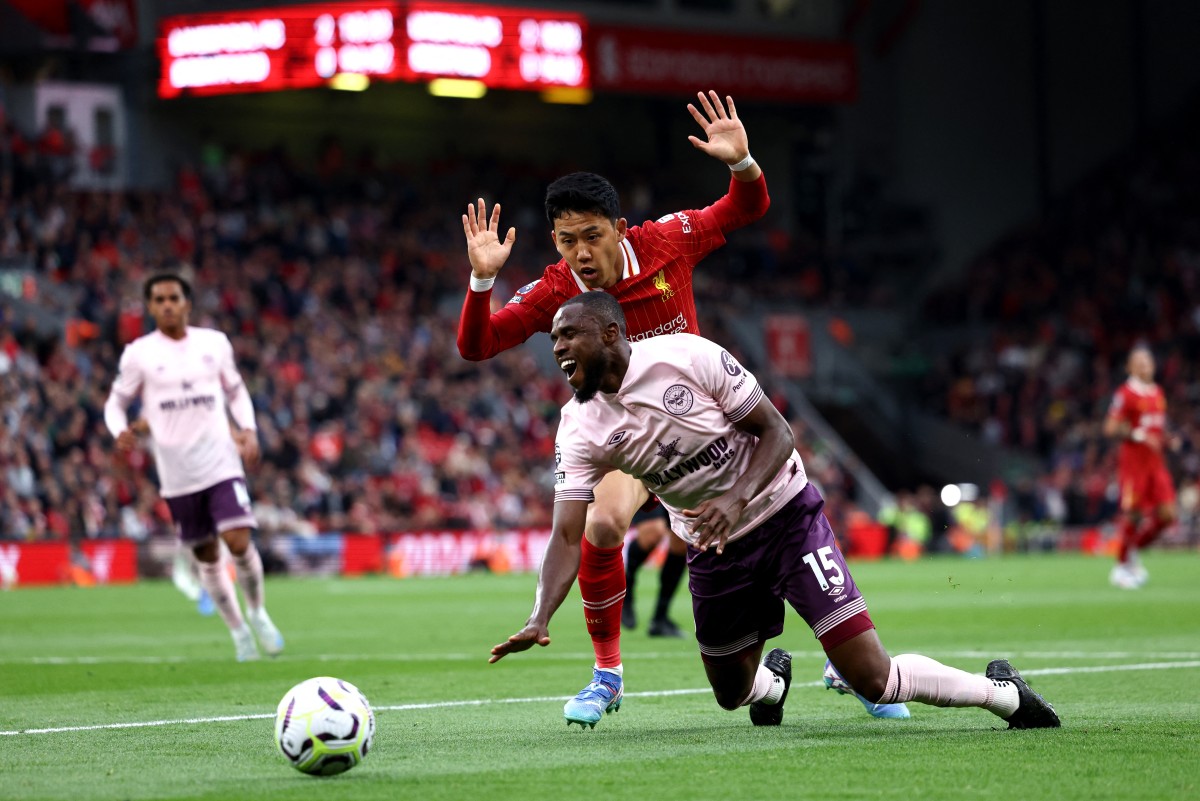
[220,335,256,431]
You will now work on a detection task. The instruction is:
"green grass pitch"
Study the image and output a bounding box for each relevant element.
[1,552,1198,801]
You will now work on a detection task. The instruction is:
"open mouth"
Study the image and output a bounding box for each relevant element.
[579,267,598,282]
[560,359,578,379]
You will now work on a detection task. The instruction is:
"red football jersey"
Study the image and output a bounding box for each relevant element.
[457,174,769,361]
[1107,379,1168,473]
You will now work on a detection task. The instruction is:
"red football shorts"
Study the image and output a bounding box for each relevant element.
[1119,463,1176,513]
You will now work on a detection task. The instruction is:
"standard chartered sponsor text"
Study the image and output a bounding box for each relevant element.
[628,313,687,342]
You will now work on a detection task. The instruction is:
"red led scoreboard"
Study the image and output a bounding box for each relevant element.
[157,1,588,98]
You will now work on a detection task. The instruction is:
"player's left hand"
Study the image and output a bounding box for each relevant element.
[682,495,747,555]
[686,91,750,166]
[489,623,551,663]
[234,429,260,467]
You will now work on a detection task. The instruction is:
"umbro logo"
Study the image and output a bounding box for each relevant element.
[608,431,628,447]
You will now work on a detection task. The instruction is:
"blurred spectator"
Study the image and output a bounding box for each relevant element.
[0,118,872,543]
[922,106,1200,539]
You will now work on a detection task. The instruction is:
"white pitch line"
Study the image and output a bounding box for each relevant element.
[0,688,744,737]
[1021,660,1200,676]
[3,649,1199,666]
[3,660,1199,737]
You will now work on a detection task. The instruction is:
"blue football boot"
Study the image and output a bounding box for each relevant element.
[563,668,623,729]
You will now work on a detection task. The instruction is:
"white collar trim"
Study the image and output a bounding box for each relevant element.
[568,238,638,292]
[1126,377,1156,395]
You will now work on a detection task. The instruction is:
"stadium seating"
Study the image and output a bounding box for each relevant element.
[0,122,869,547]
[920,114,1200,538]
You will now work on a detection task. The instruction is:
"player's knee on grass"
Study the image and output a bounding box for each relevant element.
[711,676,752,711]
[703,650,761,710]
[585,507,634,549]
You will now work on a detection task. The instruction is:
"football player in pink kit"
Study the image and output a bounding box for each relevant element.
[460,91,780,727]
[105,274,284,662]
[1103,346,1179,589]
[490,293,1061,731]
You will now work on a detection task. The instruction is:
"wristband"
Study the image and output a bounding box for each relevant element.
[1131,427,1147,443]
[469,274,496,292]
[728,153,755,172]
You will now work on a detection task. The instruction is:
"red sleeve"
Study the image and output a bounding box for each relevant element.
[702,172,770,233]
[456,289,535,361]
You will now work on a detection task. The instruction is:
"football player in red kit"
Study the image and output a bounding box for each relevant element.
[458,91,767,727]
[1103,346,1179,589]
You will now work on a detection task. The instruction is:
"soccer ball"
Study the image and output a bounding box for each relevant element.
[275,677,375,776]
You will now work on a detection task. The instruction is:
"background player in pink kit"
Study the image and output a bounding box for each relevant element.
[105,274,284,662]
[490,292,1061,732]
[1103,346,1179,589]
[458,91,772,727]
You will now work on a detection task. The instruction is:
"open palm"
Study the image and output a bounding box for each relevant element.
[463,198,517,279]
[687,90,749,164]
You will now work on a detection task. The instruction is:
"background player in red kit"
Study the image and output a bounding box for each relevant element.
[458,91,768,727]
[1103,346,1179,589]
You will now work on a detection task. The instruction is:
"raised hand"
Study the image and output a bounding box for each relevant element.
[463,198,517,280]
[686,91,750,166]
[488,622,551,663]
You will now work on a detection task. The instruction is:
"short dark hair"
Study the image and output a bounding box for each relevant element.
[561,291,627,337]
[545,172,620,226]
[143,273,192,302]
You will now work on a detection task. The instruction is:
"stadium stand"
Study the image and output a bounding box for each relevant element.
[0,119,870,549]
[920,108,1200,540]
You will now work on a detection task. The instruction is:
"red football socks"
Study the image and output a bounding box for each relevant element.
[578,538,625,669]
[1135,517,1170,550]
[1116,517,1138,564]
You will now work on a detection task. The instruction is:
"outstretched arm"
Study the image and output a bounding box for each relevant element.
[685,91,770,233]
[489,499,589,663]
[688,90,762,183]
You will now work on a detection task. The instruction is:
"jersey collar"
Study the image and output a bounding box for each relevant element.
[568,238,641,293]
[1126,377,1156,395]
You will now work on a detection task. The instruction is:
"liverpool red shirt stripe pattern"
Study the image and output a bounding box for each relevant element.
[456,174,769,361]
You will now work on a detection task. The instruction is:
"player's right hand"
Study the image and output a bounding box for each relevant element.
[234,429,261,467]
[463,198,517,280]
[115,428,140,452]
[488,622,550,663]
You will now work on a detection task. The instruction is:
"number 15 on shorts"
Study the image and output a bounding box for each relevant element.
[802,546,845,591]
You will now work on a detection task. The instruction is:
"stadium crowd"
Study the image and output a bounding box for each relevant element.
[922,115,1200,536]
[0,117,867,544]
